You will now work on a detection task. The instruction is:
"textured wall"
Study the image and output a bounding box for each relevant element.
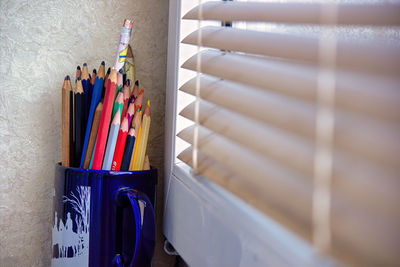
[0,0,171,266]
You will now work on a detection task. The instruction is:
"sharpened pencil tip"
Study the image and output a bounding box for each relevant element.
[77,65,81,70]
[77,77,81,81]
[107,67,111,74]
[147,100,150,107]
[83,63,87,66]
[65,75,70,80]
[101,61,105,65]
[93,69,97,74]
[135,80,139,86]
[125,80,130,86]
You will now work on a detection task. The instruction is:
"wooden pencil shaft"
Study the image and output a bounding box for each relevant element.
[69,81,74,166]
[83,102,103,168]
[62,77,71,166]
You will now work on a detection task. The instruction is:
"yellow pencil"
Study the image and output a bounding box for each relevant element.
[134,100,151,170]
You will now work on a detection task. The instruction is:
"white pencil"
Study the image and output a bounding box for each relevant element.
[102,109,121,170]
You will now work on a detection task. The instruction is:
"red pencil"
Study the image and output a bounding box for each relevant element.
[111,117,129,171]
[121,80,130,120]
[92,68,117,170]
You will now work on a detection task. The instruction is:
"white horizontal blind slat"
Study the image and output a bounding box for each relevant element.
[183,26,400,76]
[183,1,400,26]
[181,50,400,109]
[181,75,400,125]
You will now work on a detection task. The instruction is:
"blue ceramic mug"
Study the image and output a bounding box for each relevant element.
[51,164,157,267]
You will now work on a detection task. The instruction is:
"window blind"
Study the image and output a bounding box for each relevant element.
[176,1,400,266]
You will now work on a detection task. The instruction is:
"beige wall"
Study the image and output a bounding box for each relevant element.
[0,0,172,265]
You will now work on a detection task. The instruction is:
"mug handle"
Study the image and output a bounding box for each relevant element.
[113,188,156,267]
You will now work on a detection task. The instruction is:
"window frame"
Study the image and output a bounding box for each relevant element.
[163,0,335,266]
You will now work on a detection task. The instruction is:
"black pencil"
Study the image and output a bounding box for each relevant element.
[74,78,84,167]
[81,63,90,129]
[120,127,136,171]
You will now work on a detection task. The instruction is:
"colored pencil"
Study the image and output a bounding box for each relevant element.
[69,76,74,165]
[134,89,144,111]
[80,61,105,168]
[132,80,139,99]
[123,73,127,87]
[143,155,150,170]
[112,91,124,120]
[134,100,151,170]
[92,68,117,170]
[111,116,129,171]
[120,127,135,171]
[83,101,103,169]
[75,65,81,83]
[125,99,136,127]
[114,19,133,71]
[124,45,135,94]
[129,110,142,170]
[89,68,96,107]
[62,76,71,167]
[102,109,121,170]
[81,63,90,128]
[121,80,130,120]
[103,67,111,99]
[89,141,96,169]
[74,78,84,167]
[115,70,123,100]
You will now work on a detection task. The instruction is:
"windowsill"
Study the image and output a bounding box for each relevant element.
[163,162,336,266]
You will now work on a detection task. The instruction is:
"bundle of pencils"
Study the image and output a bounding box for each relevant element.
[61,19,152,171]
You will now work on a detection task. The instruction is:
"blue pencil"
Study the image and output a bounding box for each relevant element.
[80,61,105,168]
